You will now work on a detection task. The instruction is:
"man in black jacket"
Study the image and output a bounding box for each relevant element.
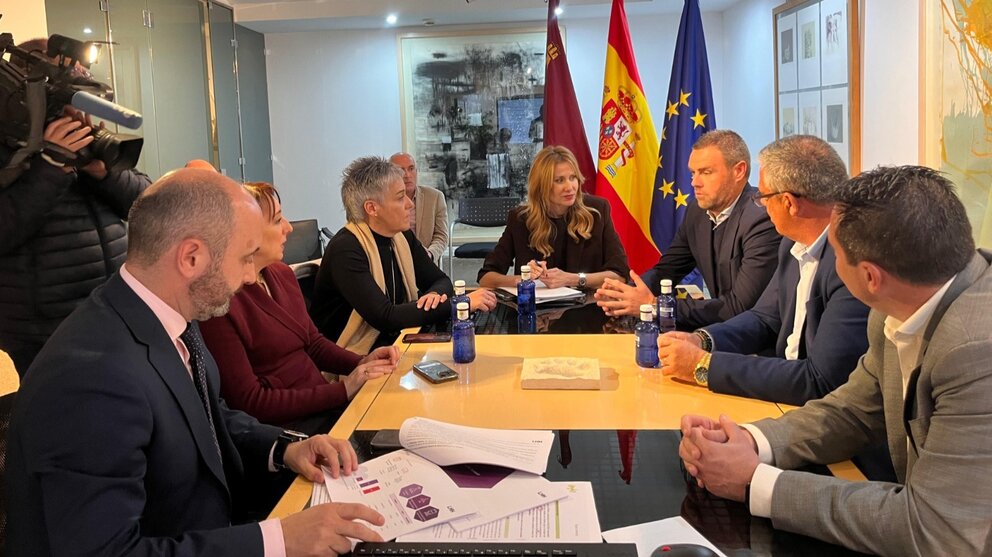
[0,107,150,375]
[595,130,781,330]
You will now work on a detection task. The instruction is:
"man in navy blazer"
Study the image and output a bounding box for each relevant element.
[595,130,781,330]
[7,169,384,556]
[657,135,869,407]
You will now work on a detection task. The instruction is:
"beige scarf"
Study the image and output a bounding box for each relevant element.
[337,222,418,353]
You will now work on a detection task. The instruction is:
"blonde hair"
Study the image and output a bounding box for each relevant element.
[522,146,597,258]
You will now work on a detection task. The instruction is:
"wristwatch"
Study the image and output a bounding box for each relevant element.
[693,353,712,387]
[577,272,587,288]
[273,430,309,471]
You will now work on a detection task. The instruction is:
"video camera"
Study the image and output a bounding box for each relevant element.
[0,32,144,187]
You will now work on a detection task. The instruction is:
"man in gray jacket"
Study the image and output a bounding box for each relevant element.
[390,152,448,264]
[678,165,992,555]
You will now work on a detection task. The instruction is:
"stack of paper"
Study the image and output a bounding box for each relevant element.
[316,418,594,543]
[499,282,585,305]
[602,517,725,557]
[399,481,601,543]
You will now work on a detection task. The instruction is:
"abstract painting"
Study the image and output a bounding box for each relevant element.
[399,30,546,201]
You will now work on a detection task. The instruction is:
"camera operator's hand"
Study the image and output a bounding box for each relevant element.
[64,107,108,180]
[43,116,94,175]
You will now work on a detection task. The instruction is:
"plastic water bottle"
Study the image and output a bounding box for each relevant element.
[657,279,677,333]
[452,302,476,363]
[634,304,660,368]
[516,265,537,334]
[451,280,470,323]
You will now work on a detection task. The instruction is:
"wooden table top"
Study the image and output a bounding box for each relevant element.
[357,334,784,431]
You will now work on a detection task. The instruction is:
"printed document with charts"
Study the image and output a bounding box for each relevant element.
[322,450,477,542]
[315,418,569,541]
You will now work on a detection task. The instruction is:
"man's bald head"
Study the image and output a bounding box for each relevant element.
[127,168,256,268]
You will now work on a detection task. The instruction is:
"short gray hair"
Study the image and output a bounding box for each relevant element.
[127,171,234,266]
[693,129,752,181]
[758,135,848,204]
[341,156,404,223]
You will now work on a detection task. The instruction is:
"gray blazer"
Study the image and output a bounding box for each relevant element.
[751,251,992,555]
[414,185,448,264]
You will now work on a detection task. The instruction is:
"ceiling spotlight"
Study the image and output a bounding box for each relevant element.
[555,6,564,16]
[386,13,398,25]
[83,27,93,35]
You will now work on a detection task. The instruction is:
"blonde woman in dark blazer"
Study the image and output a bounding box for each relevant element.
[478,146,629,290]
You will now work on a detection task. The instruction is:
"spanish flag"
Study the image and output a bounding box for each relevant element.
[595,0,661,274]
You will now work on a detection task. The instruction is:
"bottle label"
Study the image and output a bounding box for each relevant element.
[659,308,675,318]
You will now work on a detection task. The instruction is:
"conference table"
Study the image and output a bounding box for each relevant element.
[271,300,866,556]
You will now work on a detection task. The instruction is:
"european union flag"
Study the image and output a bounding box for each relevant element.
[650,0,716,254]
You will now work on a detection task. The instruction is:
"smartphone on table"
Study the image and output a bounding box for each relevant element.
[402,332,452,343]
[412,360,459,384]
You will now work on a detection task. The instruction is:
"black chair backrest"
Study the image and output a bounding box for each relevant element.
[0,391,16,554]
[283,219,324,264]
[456,197,520,227]
[293,262,320,311]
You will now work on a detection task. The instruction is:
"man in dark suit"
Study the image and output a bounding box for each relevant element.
[595,129,781,330]
[7,168,384,556]
[656,135,870,407]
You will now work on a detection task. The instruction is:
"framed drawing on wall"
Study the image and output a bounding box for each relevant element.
[773,0,860,173]
[398,29,546,201]
[922,0,992,248]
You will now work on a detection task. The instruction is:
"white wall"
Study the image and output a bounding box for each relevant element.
[265,11,729,230]
[861,0,919,167]
[720,0,781,166]
[266,0,925,229]
[4,0,48,41]
[265,28,402,229]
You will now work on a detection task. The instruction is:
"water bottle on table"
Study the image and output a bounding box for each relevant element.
[517,265,537,334]
[635,303,660,368]
[452,302,475,363]
[657,279,677,333]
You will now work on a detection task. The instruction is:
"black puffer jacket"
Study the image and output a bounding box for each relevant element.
[0,152,150,366]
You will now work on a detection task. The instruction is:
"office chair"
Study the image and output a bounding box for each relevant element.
[447,197,520,276]
[293,262,320,311]
[283,219,326,265]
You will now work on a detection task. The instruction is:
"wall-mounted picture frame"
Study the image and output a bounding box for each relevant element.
[921,0,992,248]
[398,29,546,201]
[773,0,860,173]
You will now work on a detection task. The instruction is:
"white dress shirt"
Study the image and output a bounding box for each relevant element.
[742,275,956,518]
[120,264,287,557]
[707,190,744,228]
[784,228,829,360]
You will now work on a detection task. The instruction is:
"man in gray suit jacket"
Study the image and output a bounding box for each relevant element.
[678,166,992,555]
[391,152,449,264]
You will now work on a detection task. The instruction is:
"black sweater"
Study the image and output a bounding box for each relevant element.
[310,227,453,348]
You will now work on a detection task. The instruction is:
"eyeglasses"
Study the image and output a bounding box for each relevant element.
[751,190,801,207]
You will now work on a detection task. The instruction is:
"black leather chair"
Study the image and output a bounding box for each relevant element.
[283,219,333,265]
[447,197,520,276]
[293,262,320,311]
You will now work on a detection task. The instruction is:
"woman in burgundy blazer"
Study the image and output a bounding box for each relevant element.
[200,182,398,436]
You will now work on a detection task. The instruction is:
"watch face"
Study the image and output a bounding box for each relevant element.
[694,367,708,385]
